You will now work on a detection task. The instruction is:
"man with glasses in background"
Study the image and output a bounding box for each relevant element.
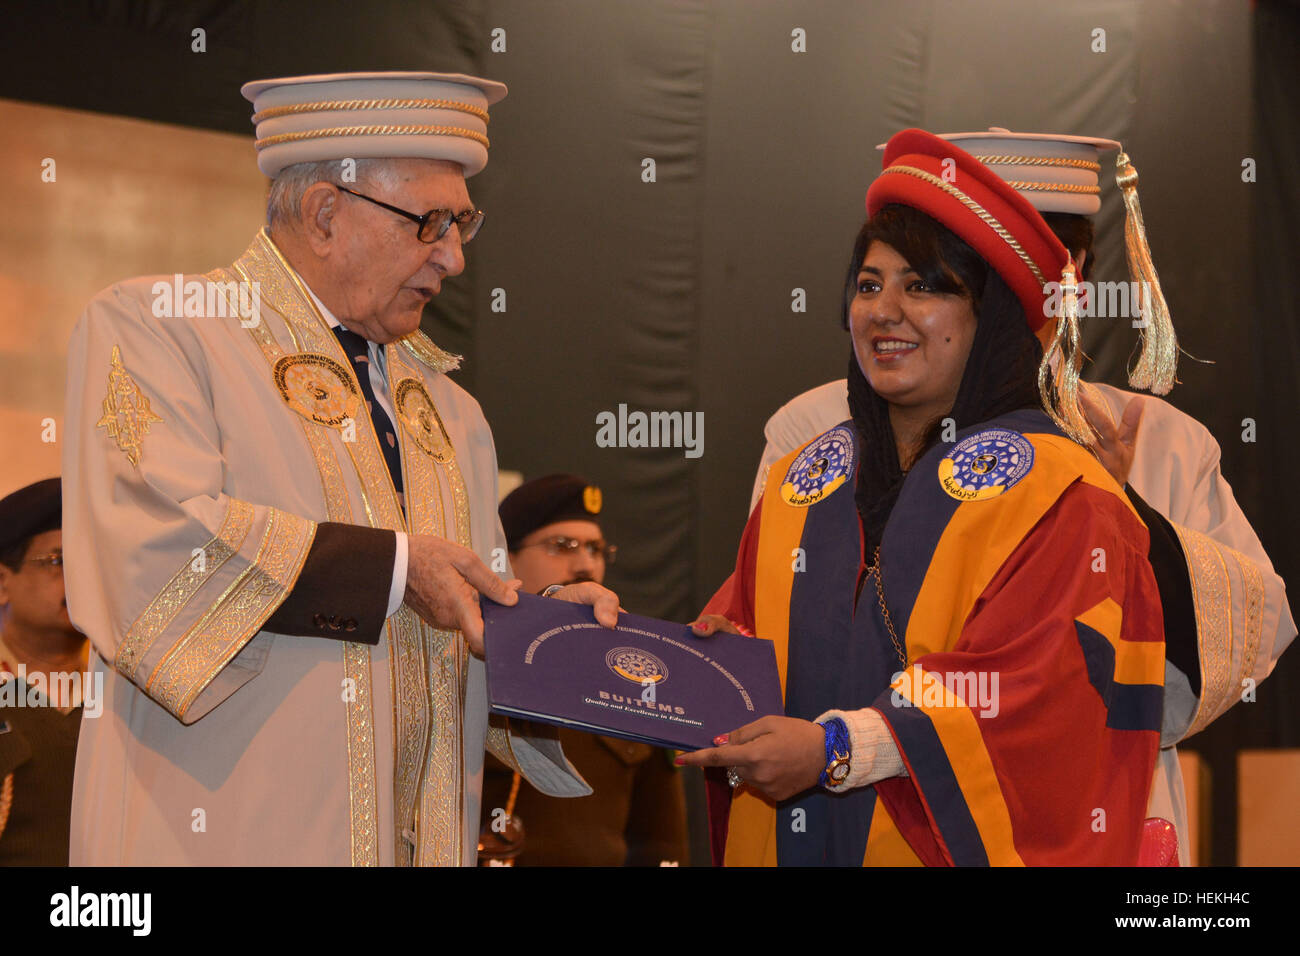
[0,478,89,864]
[479,474,688,866]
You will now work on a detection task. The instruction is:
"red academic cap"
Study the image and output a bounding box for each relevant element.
[865,128,1070,332]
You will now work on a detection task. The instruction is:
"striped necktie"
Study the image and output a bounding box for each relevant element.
[332,325,404,495]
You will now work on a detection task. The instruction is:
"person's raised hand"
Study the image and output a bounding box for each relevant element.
[1081,386,1144,487]
[404,534,520,655]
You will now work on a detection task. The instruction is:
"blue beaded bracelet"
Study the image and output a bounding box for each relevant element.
[818,716,851,788]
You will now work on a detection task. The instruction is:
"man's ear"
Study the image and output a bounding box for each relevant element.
[0,566,13,610]
[299,182,342,254]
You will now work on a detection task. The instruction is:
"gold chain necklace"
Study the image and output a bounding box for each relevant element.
[864,546,908,668]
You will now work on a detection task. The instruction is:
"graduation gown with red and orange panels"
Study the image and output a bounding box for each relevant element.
[705,408,1165,866]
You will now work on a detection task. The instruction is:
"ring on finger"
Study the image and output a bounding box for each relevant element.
[726,766,743,789]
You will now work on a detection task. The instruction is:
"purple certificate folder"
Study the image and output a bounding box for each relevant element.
[483,592,784,751]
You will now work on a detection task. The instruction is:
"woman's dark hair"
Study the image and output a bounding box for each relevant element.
[840,204,989,331]
[845,204,1044,552]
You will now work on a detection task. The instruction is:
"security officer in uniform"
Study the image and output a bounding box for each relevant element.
[0,478,89,865]
[479,474,689,866]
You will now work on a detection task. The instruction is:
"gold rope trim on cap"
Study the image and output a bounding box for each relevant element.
[252,98,490,125]
[256,124,489,151]
[1116,152,1178,395]
[879,165,1047,285]
[977,155,1101,172]
[1002,181,1100,195]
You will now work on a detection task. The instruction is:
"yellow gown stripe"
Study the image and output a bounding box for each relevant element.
[1076,597,1164,686]
[863,798,925,865]
[901,433,1086,662]
[891,668,1025,865]
[885,434,1093,862]
[753,463,810,698]
[727,430,1138,866]
[725,445,808,867]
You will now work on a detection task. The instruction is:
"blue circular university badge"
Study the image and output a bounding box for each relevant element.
[780,425,855,507]
[938,428,1035,502]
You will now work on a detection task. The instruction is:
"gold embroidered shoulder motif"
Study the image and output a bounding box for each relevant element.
[399,330,462,374]
[96,345,164,467]
[394,378,455,463]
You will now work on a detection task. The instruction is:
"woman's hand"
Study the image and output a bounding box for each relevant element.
[688,614,748,637]
[674,715,826,802]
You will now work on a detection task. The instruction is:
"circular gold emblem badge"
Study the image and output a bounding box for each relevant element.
[605,647,667,686]
[582,486,602,514]
[393,378,455,462]
[273,353,360,428]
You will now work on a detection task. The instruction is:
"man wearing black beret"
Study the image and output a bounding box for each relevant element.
[0,477,90,865]
[481,474,689,866]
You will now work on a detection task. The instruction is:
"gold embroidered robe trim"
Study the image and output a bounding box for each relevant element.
[206,265,355,526]
[230,228,474,868]
[343,638,381,867]
[145,507,316,720]
[1173,523,1267,737]
[1233,550,1266,700]
[390,342,472,867]
[390,407,439,864]
[216,254,386,865]
[484,723,524,774]
[116,498,256,682]
[230,234,399,866]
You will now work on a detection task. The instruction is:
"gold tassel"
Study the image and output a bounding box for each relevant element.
[1039,260,1091,444]
[1116,151,1178,395]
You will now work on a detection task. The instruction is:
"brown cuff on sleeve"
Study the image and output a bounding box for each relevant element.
[262,523,396,645]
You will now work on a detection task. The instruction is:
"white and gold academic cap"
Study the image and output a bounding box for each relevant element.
[241,71,508,179]
[939,127,1119,216]
[875,127,1177,396]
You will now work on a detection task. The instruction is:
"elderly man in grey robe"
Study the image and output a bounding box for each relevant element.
[742,130,1296,867]
[63,71,617,866]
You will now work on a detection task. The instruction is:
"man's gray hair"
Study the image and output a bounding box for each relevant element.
[266,158,397,227]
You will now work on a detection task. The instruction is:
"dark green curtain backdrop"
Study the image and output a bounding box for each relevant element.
[4,0,1295,866]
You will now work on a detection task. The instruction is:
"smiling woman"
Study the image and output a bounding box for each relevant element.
[853,240,978,422]
[845,204,1045,553]
[683,129,1169,868]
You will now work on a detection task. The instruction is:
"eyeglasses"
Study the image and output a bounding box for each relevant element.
[338,186,484,244]
[23,550,63,570]
[518,536,617,565]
